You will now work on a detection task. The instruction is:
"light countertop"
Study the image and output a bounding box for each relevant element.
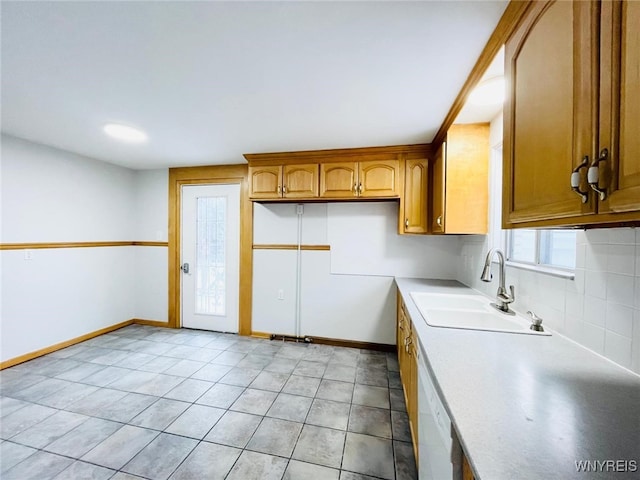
[395,278,640,480]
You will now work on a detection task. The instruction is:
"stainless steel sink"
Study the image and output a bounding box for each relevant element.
[409,292,551,336]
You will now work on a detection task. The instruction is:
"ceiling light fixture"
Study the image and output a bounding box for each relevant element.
[468,76,505,106]
[103,123,148,143]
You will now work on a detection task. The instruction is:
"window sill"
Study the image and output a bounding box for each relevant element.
[505,261,575,280]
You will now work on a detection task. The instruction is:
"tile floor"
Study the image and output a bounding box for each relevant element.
[0,325,417,480]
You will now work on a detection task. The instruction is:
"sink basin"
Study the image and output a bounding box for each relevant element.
[409,292,551,336]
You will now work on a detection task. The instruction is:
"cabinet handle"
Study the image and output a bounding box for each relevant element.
[358,183,363,195]
[405,218,409,228]
[588,148,608,201]
[398,318,404,330]
[353,183,358,195]
[436,215,442,227]
[277,185,282,195]
[570,156,589,203]
[405,337,413,354]
[282,185,287,194]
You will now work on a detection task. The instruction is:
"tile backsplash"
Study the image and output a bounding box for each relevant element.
[457,227,640,375]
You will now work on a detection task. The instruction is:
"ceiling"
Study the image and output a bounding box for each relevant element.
[1,1,508,170]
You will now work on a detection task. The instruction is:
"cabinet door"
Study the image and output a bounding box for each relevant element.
[431,142,446,233]
[249,165,283,199]
[283,164,319,198]
[503,0,598,226]
[445,124,489,234]
[359,160,400,197]
[599,0,640,214]
[320,162,358,198]
[403,158,428,234]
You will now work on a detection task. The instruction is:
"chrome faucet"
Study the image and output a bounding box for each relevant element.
[480,248,515,315]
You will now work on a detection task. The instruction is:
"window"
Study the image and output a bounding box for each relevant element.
[195,196,227,315]
[507,229,576,270]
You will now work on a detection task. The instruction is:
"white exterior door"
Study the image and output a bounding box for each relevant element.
[181,184,240,332]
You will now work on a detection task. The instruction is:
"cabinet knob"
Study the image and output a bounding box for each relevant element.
[405,218,409,228]
[570,157,589,203]
[436,215,442,227]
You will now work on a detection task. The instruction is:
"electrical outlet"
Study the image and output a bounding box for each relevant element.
[24,249,34,260]
[277,289,284,300]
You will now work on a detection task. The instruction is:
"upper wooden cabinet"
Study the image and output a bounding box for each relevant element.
[598,0,640,215]
[321,159,400,199]
[245,145,424,203]
[431,124,489,234]
[359,160,400,198]
[504,0,640,228]
[320,162,358,198]
[249,165,282,199]
[248,164,318,199]
[401,158,428,234]
[283,164,319,198]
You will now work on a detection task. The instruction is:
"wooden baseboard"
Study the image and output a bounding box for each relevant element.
[251,331,272,339]
[0,320,134,370]
[0,318,172,370]
[251,331,396,352]
[132,318,172,328]
[308,335,396,352]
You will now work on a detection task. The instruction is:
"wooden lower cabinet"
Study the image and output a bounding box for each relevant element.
[398,292,477,479]
[396,293,419,463]
[462,452,476,480]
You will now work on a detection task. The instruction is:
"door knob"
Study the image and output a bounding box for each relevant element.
[180,262,190,274]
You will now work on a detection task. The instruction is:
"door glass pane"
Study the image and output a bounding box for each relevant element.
[509,229,536,264]
[196,196,226,315]
[539,230,576,269]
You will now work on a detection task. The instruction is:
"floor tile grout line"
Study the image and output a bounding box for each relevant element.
[3,324,415,480]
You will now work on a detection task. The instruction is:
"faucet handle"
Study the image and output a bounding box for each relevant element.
[508,285,515,303]
[527,311,544,331]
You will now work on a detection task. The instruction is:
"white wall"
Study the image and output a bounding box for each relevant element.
[0,135,137,361]
[1,136,171,361]
[1,136,136,243]
[133,169,169,322]
[253,202,461,344]
[456,115,640,375]
[1,247,136,360]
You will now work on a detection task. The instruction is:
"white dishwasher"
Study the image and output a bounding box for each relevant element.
[417,340,462,480]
